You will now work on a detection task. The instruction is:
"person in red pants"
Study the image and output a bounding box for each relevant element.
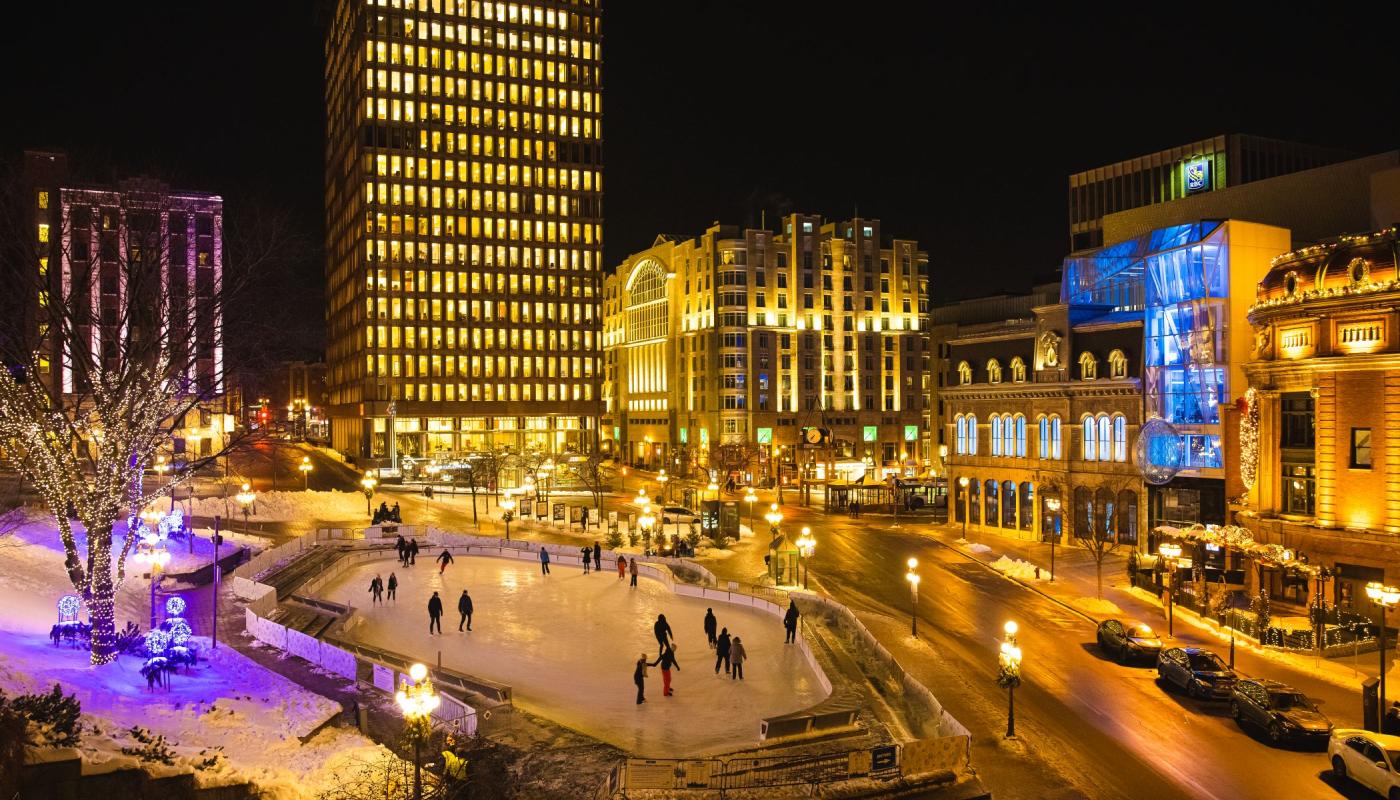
[650,644,680,696]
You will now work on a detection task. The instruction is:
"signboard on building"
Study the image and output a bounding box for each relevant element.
[756,427,772,445]
[553,503,566,522]
[904,425,918,442]
[863,426,878,443]
[1184,158,1211,194]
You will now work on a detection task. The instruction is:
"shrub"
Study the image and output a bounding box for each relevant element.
[4,684,82,748]
[121,726,176,765]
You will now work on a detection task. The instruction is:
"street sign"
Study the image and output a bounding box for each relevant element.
[870,745,898,773]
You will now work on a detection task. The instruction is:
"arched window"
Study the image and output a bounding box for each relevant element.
[1038,416,1050,459]
[1082,416,1097,461]
[1074,485,1093,538]
[1010,357,1027,383]
[1003,414,1016,457]
[1117,490,1138,544]
[1002,480,1016,528]
[1019,482,1034,531]
[1098,414,1112,462]
[966,414,978,455]
[955,414,966,455]
[1050,416,1062,460]
[985,479,999,527]
[1113,415,1127,462]
[1096,487,1117,541]
[1108,349,1127,379]
[957,361,972,385]
[1014,415,1026,457]
[1078,351,1098,380]
[990,415,1003,456]
[969,478,981,524]
[987,359,1003,384]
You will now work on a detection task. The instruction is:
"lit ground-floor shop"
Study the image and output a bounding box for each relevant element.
[329,407,596,467]
[947,466,1144,550]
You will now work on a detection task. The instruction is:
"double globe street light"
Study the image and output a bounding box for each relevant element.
[361,470,378,517]
[1366,581,1400,722]
[795,527,815,590]
[998,620,1023,739]
[396,662,440,800]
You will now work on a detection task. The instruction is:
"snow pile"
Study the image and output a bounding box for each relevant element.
[955,539,993,554]
[990,556,1044,582]
[1071,597,1124,617]
[187,490,369,523]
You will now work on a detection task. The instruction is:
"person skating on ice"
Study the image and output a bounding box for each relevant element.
[784,599,800,644]
[593,542,602,572]
[714,628,732,675]
[395,535,407,566]
[653,614,674,655]
[437,548,455,574]
[617,555,626,580]
[387,571,398,601]
[730,636,747,680]
[581,546,591,573]
[427,591,443,634]
[629,557,638,588]
[703,608,717,648]
[457,589,473,631]
[634,653,649,704]
[408,537,419,565]
[539,546,551,575]
[649,643,680,697]
[369,574,384,604]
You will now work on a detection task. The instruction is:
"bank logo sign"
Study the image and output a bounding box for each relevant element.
[1185,158,1211,194]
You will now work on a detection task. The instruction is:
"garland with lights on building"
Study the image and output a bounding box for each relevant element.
[1238,388,1260,491]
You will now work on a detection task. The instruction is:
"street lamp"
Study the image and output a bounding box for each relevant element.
[906,557,920,637]
[1158,542,1182,637]
[361,470,378,517]
[1367,581,1400,725]
[396,662,440,800]
[298,456,313,491]
[133,517,171,630]
[958,476,970,540]
[764,503,783,539]
[998,620,1022,739]
[743,487,757,531]
[236,482,256,536]
[796,527,815,590]
[1044,496,1062,582]
[500,490,517,541]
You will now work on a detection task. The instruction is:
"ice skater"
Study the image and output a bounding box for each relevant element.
[653,614,674,655]
[634,653,649,704]
[395,535,407,566]
[629,557,638,588]
[650,643,680,697]
[408,538,419,565]
[730,636,747,680]
[581,546,591,573]
[539,547,551,575]
[369,574,384,604]
[593,542,602,572]
[617,555,627,580]
[437,548,455,574]
[714,627,732,675]
[703,608,717,648]
[387,572,398,601]
[457,589,473,631]
[784,600,800,644]
[428,591,443,635]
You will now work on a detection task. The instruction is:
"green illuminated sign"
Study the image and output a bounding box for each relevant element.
[679,427,688,444]
[863,426,878,442]
[756,427,772,444]
[904,425,918,442]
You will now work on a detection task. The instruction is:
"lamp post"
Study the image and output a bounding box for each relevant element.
[396,662,440,800]
[299,456,313,491]
[958,476,970,540]
[1158,542,1182,638]
[743,487,757,532]
[764,503,783,540]
[1044,496,1061,582]
[236,482,256,536]
[998,620,1022,739]
[796,527,815,590]
[500,490,516,541]
[906,557,921,638]
[133,517,171,630]
[361,470,378,517]
[1367,581,1400,724]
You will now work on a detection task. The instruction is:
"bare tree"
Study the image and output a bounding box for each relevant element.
[567,451,614,512]
[711,443,761,488]
[0,164,290,664]
[1071,474,1139,599]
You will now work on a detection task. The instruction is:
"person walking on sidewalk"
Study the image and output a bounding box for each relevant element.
[730,636,747,680]
[539,547,551,575]
[650,644,680,697]
[617,555,627,580]
[783,600,800,644]
[629,557,639,588]
[714,628,732,675]
[437,548,455,574]
[653,614,674,655]
[593,542,602,572]
[633,653,649,704]
[457,589,473,632]
[427,591,443,635]
[703,608,718,648]
[387,572,398,601]
[369,574,384,604]
[581,546,592,573]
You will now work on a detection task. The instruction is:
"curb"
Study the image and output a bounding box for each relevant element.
[922,535,1103,627]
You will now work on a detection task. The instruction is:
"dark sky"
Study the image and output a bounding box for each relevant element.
[4,2,1398,358]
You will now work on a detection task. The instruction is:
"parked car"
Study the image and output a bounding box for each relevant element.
[660,506,700,526]
[1230,679,1332,745]
[1156,647,1236,700]
[1329,729,1400,798]
[1096,619,1162,664]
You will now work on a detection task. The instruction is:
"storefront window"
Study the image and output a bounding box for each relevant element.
[1002,480,1016,528]
[1019,482,1034,531]
[984,479,998,526]
[1283,464,1315,516]
[1116,490,1139,545]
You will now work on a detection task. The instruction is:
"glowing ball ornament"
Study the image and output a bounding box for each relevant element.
[57,594,81,621]
[165,596,187,617]
[145,629,172,656]
[166,618,193,646]
[1134,417,1183,486]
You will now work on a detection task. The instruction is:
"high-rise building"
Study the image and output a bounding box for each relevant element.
[602,215,930,489]
[323,0,604,466]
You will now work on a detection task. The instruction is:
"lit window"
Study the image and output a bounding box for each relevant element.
[987,359,1002,384]
[1051,416,1062,459]
[1098,414,1112,462]
[955,414,966,455]
[1078,351,1097,380]
[37,191,48,209]
[1010,357,1026,383]
[1015,414,1026,458]
[1038,416,1049,459]
[991,415,1003,456]
[1083,416,1097,461]
[1113,414,1127,462]
[1108,349,1127,379]
[37,224,49,243]
[967,414,978,455]
[957,361,972,385]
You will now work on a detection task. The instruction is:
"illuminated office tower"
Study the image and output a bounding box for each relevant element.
[324,0,603,465]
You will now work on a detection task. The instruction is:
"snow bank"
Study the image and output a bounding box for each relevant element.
[990,556,1044,582]
[188,490,369,523]
[955,539,993,554]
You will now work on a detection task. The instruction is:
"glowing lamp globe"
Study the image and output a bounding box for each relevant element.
[166,618,193,645]
[409,662,428,682]
[165,596,187,617]
[1134,417,1184,486]
[146,629,172,655]
[57,594,81,619]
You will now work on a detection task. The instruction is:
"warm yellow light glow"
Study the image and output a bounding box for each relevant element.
[1003,620,1018,637]
[1367,582,1400,607]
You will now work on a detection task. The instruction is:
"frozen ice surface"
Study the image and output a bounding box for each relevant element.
[315,554,830,756]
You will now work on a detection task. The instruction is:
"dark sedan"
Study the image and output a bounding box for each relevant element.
[1157,647,1237,700]
[1230,679,1332,746]
[1096,619,1163,664]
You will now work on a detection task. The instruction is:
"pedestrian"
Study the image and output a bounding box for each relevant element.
[633,653,649,704]
[538,546,551,575]
[437,548,455,574]
[714,628,731,675]
[649,644,680,697]
[593,542,602,572]
[369,574,384,604]
[458,589,473,632]
[387,572,398,601]
[580,507,589,529]
[581,546,591,573]
[395,535,407,565]
[617,555,627,580]
[730,636,747,680]
[784,599,800,644]
[725,476,735,493]
[703,608,718,648]
[629,557,638,588]
[408,538,419,565]
[653,614,674,655]
[377,502,391,525]
[427,591,443,635]
[391,501,402,522]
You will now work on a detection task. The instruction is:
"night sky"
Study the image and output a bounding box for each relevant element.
[3,2,1397,359]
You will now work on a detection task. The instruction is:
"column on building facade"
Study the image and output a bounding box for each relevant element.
[1386,371,1400,533]
[1313,373,1337,528]
[1256,390,1280,515]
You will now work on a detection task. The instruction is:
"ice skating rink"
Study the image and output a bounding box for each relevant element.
[314,554,829,755]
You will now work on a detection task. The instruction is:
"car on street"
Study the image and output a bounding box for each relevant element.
[1329,729,1400,798]
[1156,646,1236,700]
[1095,619,1162,664]
[659,506,700,526]
[1229,679,1332,745]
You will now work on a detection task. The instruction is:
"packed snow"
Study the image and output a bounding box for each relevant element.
[187,490,372,523]
[989,556,1044,582]
[1070,597,1125,617]
[313,553,829,756]
[955,539,993,554]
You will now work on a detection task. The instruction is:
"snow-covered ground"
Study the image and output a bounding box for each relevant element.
[313,554,828,756]
[989,556,1044,582]
[187,490,370,523]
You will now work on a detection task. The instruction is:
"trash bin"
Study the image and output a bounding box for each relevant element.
[1363,677,1380,732]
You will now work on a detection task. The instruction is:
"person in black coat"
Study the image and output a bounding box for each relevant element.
[703,608,718,648]
[653,614,674,655]
[784,600,800,644]
[633,653,649,704]
[387,572,398,601]
[593,542,602,572]
[437,548,455,574]
[369,574,384,604]
[395,535,407,565]
[457,589,473,631]
[714,628,732,675]
[427,591,443,634]
[408,538,419,565]
[391,502,402,522]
